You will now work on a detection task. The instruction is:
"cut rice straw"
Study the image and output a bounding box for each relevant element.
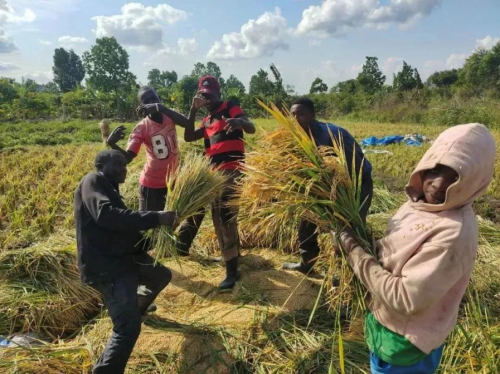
[148,151,227,263]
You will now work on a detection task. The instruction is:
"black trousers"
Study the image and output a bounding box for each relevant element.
[299,176,374,266]
[176,170,241,261]
[91,254,171,374]
[139,185,167,212]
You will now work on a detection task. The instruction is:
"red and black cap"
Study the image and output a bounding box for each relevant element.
[198,75,220,95]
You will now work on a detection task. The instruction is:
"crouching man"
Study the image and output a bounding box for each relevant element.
[74,150,177,374]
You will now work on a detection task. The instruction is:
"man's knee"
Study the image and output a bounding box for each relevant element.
[112,304,142,341]
[154,265,172,290]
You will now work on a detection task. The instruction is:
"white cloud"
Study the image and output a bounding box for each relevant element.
[143,61,154,67]
[207,8,289,60]
[445,53,467,69]
[383,56,404,78]
[58,35,88,44]
[39,39,53,45]
[0,61,19,71]
[296,0,441,37]
[178,37,197,55]
[476,35,500,50]
[0,29,16,52]
[92,3,187,47]
[0,0,36,25]
[23,70,53,84]
[0,0,36,53]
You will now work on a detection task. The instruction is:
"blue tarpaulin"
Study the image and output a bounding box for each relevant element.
[361,134,425,147]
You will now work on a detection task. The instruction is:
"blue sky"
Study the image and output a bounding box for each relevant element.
[1,0,499,93]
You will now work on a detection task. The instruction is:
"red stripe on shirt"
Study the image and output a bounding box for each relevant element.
[205,140,245,156]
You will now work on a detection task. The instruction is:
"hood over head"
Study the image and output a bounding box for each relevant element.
[406,123,496,212]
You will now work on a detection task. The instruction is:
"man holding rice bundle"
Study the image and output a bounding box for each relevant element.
[333,123,496,373]
[282,97,373,274]
[74,150,177,374]
[177,75,256,290]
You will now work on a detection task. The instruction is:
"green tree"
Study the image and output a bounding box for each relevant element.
[147,69,178,90]
[225,74,246,94]
[147,68,163,89]
[331,79,359,94]
[458,49,488,89]
[162,70,178,88]
[83,37,136,117]
[191,61,222,80]
[41,81,60,93]
[426,69,459,87]
[309,77,328,94]
[83,37,136,94]
[393,61,420,91]
[53,48,85,92]
[357,56,386,94]
[0,78,18,105]
[249,69,275,96]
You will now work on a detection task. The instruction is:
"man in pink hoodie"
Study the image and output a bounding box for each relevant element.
[335,123,496,373]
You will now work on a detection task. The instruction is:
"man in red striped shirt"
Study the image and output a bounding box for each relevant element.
[179,75,255,290]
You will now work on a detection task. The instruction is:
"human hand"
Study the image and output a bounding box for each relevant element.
[158,211,178,229]
[191,96,210,110]
[106,125,126,146]
[137,103,161,117]
[222,116,243,133]
[330,227,360,256]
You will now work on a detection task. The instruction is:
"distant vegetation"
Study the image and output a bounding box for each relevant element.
[1,37,500,127]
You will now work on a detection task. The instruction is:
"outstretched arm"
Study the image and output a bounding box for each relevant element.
[106,126,137,164]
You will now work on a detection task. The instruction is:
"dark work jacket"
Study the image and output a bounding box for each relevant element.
[309,120,372,186]
[74,172,160,284]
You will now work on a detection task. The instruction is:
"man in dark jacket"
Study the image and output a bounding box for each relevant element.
[74,149,177,374]
[282,98,373,274]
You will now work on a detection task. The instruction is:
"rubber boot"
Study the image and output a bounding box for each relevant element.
[218,257,240,290]
[281,260,313,275]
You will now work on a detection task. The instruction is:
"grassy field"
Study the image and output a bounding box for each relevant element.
[0,118,499,373]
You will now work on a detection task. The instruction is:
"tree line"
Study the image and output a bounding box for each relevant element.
[1,36,499,126]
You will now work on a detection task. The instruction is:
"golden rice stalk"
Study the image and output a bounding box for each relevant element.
[0,343,93,374]
[150,152,227,262]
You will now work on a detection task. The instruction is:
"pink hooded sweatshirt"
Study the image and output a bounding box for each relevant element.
[347,123,496,354]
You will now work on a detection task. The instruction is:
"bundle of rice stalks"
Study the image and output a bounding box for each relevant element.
[0,343,93,374]
[0,241,101,339]
[149,151,227,262]
[235,102,373,316]
[99,120,110,144]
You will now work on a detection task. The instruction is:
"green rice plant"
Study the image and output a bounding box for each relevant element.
[0,343,93,374]
[148,151,227,262]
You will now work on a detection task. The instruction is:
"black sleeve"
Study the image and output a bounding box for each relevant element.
[81,174,160,232]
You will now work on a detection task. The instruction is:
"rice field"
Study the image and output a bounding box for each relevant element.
[0,118,499,373]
